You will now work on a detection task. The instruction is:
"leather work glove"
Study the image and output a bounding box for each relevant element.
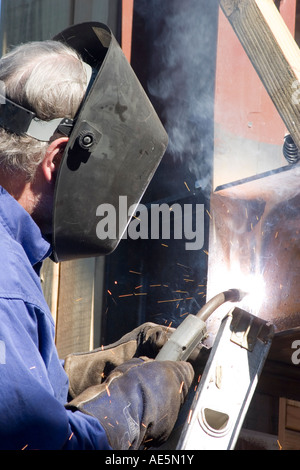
[67,358,194,450]
[64,323,173,398]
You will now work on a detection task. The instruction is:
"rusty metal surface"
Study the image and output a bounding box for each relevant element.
[205,164,300,346]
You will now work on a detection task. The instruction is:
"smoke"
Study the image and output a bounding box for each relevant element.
[131,1,300,336]
[134,0,219,195]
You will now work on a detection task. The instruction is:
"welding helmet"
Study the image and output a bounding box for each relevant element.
[0,22,168,261]
[51,22,168,261]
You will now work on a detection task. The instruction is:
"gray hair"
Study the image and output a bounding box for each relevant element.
[0,40,87,180]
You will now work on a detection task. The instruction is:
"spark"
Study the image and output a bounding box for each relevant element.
[105,385,111,397]
[129,270,141,275]
[75,297,83,302]
[180,312,189,317]
[277,440,282,450]
[151,312,163,318]
[118,293,133,298]
[143,438,153,443]
[184,181,190,191]
[68,432,74,441]
[21,444,28,450]
[275,231,279,239]
[177,262,190,269]
[157,413,169,424]
[179,381,184,394]
[107,290,117,305]
[161,243,168,247]
[157,298,183,303]
[203,250,209,256]
[187,409,193,424]
[206,209,212,220]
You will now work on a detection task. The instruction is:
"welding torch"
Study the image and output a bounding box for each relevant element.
[156,289,245,362]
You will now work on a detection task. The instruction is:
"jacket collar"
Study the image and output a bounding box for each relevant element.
[0,186,51,267]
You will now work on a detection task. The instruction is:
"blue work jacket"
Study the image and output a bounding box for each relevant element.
[0,186,111,450]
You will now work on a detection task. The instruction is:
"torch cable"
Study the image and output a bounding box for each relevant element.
[196,289,244,322]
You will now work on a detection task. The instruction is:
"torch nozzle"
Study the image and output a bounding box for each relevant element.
[224,288,247,302]
[196,288,246,322]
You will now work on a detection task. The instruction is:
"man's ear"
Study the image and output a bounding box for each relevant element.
[42,137,69,183]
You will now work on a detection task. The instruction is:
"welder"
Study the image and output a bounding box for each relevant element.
[0,23,194,450]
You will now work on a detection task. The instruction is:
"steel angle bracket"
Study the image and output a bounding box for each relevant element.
[177,307,274,450]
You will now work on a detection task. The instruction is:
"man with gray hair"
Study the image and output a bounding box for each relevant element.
[0,24,194,450]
